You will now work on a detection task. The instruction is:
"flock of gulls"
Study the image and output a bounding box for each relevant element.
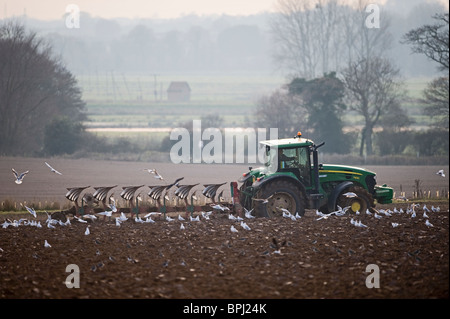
[3,163,446,252]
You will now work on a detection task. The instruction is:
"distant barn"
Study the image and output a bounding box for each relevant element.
[167,81,191,102]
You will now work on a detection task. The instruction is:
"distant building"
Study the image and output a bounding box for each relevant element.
[167,81,191,102]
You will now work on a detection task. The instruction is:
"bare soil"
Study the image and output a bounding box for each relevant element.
[1,157,448,307]
[0,201,448,300]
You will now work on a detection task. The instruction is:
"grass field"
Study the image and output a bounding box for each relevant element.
[77,73,434,132]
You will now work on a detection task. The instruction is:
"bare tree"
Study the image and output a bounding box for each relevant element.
[270,0,344,79]
[270,0,393,79]
[0,20,85,155]
[401,12,449,72]
[342,0,393,63]
[254,88,308,138]
[402,12,449,129]
[421,76,449,129]
[342,57,407,156]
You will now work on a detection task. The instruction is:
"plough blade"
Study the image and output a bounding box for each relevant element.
[148,185,169,200]
[93,185,117,202]
[120,185,144,201]
[65,186,90,202]
[174,184,199,200]
[202,182,226,203]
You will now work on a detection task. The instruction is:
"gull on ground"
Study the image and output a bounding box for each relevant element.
[145,217,155,223]
[45,162,62,175]
[201,212,210,220]
[382,209,392,217]
[355,220,368,228]
[135,217,144,223]
[74,216,88,223]
[230,225,238,233]
[64,219,71,226]
[436,169,445,177]
[282,210,292,219]
[119,212,128,221]
[85,226,90,235]
[316,210,326,217]
[295,212,302,219]
[391,222,400,228]
[180,223,185,230]
[166,216,174,222]
[115,218,121,227]
[425,219,434,227]
[211,204,230,211]
[190,215,200,222]
[12,168,29,184]
[44,240,52,248]
[240,221,251,230]
[431,205,440,213]
[423,212,429,219]
[178,214,185,221]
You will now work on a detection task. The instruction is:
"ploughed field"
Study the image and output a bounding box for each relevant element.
[0,201,448,299]
[0,157,448,299]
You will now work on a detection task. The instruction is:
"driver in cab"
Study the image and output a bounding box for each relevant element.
[279,149,296,169]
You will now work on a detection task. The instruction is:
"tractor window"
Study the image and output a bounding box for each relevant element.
[264,146,278,174]
[278,147,311,186]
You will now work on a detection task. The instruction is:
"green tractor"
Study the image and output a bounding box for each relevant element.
[238,132,393,217]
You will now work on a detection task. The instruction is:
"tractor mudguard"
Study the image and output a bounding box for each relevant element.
[327,181,354,213]
[252,174,305,194]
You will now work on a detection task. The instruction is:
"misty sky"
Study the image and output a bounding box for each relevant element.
[2,0,277,20]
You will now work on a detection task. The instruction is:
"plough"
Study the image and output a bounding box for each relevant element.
[64,180,237,220]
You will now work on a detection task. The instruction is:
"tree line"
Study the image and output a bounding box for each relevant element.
[253,1,448,158]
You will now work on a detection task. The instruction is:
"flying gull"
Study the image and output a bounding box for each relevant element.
[12,168,29,184]
[45,162,62,175]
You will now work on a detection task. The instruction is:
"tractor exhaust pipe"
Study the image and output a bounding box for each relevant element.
[312,142,325,209]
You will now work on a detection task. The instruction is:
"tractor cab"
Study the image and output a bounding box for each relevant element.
[262,132,313,188]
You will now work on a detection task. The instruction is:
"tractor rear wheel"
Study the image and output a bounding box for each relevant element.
[255,180,306,218]
[336,186,374,214]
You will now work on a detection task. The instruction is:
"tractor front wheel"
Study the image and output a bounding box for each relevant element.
[255,180,306,218]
